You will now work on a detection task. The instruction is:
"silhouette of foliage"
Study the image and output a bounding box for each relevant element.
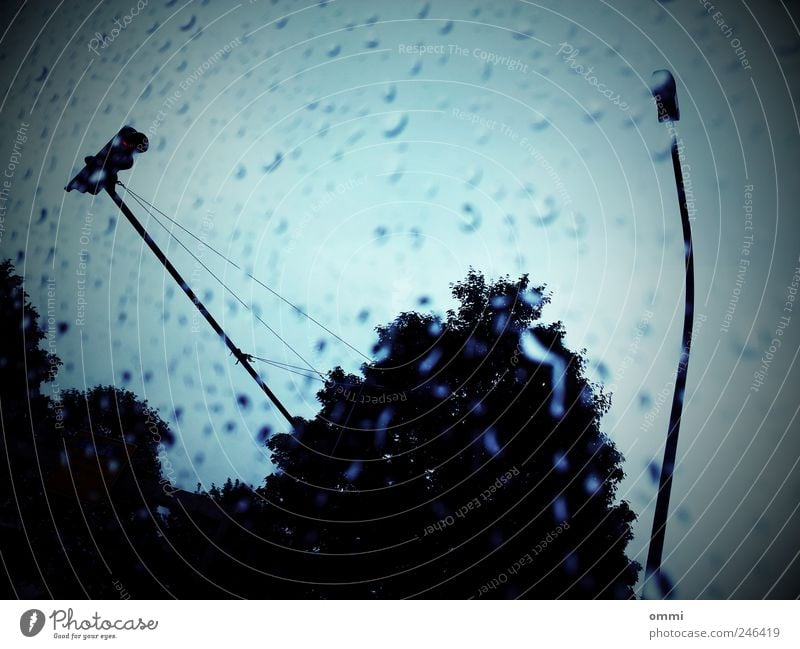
[0,261,639,599]
[252,269,640,598]
[0,261,180,598]
[53,386,176,503]
[0,260,58,424]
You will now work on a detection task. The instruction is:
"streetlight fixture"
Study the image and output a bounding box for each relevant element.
[645,69,695,596]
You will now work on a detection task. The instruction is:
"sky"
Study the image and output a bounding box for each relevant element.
[1,0,799,598]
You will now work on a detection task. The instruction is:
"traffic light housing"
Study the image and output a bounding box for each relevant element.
[65,126,148,194]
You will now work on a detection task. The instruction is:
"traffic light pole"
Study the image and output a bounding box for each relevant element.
[105,185,295,426]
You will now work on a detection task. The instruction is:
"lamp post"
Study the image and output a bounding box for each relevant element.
[645,70,695,595]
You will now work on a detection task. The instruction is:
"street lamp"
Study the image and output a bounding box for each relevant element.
[645,69,695,596]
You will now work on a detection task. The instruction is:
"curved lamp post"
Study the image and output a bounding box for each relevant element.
[645,70,695,594]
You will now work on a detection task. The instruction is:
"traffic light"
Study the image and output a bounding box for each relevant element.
[65,126,148,194]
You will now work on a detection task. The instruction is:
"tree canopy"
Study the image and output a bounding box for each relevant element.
[250,269,639,598]
[0,261,639,598]
[0,261,178,598]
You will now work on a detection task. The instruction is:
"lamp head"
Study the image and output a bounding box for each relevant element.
[651,69,680,122]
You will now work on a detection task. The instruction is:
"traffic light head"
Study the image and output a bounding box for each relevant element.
[109,126,149,166]
[66,126,149,194]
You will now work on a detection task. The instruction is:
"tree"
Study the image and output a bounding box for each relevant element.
[0,260,59,596]
[0,260,182,598]
[0,260,58,424]
[0,259,640,599]
[53,385,176,505]
[258,270,640,598]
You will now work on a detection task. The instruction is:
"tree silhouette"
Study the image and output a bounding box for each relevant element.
[0,260,58,428]
[0,260,182,598]
[1,260,639,599]
[255,270,640,598]
[53,385,176,505]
